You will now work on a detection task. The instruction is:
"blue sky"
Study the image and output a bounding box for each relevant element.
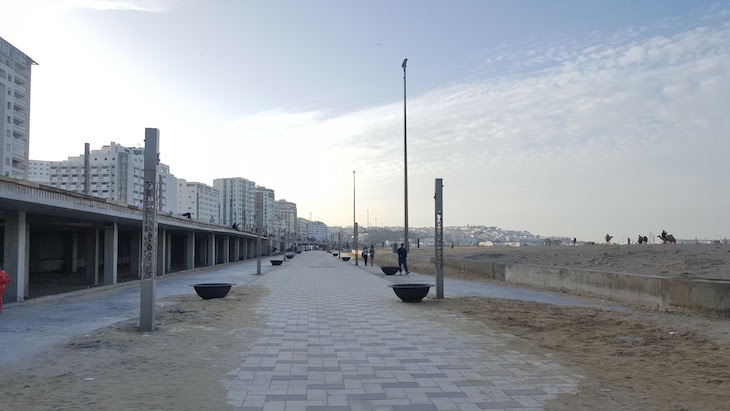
[3,0,729,242]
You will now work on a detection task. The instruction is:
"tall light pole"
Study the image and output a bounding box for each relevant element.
[402,58,409,251]
[353,170,358,265]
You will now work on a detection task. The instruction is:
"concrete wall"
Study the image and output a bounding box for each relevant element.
[443,258,730,317]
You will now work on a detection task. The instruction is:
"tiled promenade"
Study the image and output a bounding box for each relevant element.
[225,251,580,410]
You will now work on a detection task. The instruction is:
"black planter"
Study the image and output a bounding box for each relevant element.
[381,266,400,275]
[333,252,339,257]
[341,256,350,261]
[271,260,283,266]
[296,251,302,254]
[388,283,434,302]
[191,283,234,300]
[286,253,294,259]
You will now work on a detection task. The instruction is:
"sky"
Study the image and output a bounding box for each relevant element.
[2,0,729,242]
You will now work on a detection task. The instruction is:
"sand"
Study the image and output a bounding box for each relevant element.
[2,246,729,410]
[0,286,267,411]
[372,243,730,280]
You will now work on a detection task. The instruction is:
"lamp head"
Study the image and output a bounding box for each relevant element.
[402,58,408,69]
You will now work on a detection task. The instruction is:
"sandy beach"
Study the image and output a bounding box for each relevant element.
[1,246,729,410]
[371,243,730,280]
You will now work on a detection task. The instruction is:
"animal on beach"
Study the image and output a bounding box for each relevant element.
[658,231,677,244]
[605,234,613,244]
[637,235,648,244]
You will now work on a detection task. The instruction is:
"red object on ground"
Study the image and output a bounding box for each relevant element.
[0,269,9,314]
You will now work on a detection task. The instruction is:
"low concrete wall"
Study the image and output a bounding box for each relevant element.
[504,265,730,317]
[504,265,665,308]
[445,259,730,317]
[661,278,730,317]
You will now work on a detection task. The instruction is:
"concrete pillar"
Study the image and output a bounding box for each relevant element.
[64,232,79,273]
[207,233,215,266]
[84,229,99,285]
[130,229,142,278]
[232,237,240,261]
[223,236,230,263]
[157,228,166,276]
[165,232,172,272]
[103,223,118,285]
[2,211,28,303]
[185,231,195,270]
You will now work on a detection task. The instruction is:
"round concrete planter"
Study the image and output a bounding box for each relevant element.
[191,283,234,300]
[341,256,350,261]
[388,283,434,302]
[381,266,400,276]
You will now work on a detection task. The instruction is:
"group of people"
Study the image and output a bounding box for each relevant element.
[361,243,410,274]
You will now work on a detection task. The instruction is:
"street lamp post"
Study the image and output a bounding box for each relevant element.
[402,58,409,252]
[353,170,358,265]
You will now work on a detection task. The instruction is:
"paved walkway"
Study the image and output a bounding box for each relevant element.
[225,251,581,410]
[0,258,277,366]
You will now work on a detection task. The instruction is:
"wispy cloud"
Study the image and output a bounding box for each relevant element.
[215,12,729,236]
[60,0,179,13]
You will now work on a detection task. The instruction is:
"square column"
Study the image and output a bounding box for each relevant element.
[2,211,28,303]
[185,231,195,270]
[157,228,166,276]
[85,229,99,285]
[103,223,118,285]
[207,233,216,266]
[130,229,142,278]
[64,232,79,273]
[223,236,230,263]
[165,232,172,272]
[232,238,240,261]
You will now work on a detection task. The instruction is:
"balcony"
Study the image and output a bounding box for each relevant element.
[13,71,28,83]
[13,123,26,133]
[13,83,27,94]
[13,111,27,122]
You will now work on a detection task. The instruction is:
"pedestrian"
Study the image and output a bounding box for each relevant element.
[397,243,409,274]
[369,245,375,266]
[362,246,368,265]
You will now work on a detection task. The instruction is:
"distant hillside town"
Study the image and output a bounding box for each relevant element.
[325,225,572,248]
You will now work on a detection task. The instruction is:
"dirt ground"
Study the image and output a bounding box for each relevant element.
[365,244,730,410]
[0,286,267,411]
[3,246,729,410]
[399,244,730,280]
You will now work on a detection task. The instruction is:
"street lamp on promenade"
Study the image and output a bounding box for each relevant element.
[402,58,409,251]
[353,170,358,265]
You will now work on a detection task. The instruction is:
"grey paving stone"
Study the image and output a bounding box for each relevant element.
[227,252,578,409]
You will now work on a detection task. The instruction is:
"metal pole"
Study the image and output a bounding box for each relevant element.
[338,232,341,260]
[435,178,444,299]
[256,226,261,274]
[140,128,159,332]
[403,58,409,252]
[354,170,358,265]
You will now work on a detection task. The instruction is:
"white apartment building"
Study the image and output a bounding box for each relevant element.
[213,177,256,230]
[255,186,275,234]
[307,221,328,242]
[297,218,309,241]
[28,159,51,184]
[36,142,177,213]
[274,199,297,237]
[0,37,36,180]
[177,179,220,223]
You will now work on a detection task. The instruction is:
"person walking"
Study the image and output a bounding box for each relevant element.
[397,243,409,274]
[369,245,375,266]
[362,246,369,265]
